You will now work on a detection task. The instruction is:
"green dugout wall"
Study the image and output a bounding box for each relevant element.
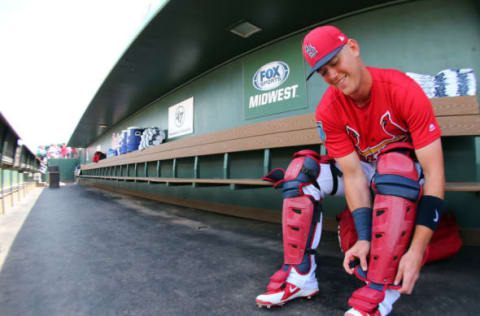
[81,0,480,232]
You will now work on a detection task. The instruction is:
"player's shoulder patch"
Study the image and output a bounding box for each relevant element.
[316,121,326,142]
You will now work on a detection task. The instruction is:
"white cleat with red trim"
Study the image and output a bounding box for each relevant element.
[255,282,319,308]
[345,307,381,316]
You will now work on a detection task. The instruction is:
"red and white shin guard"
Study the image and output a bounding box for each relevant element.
[348,150,421,315]
[256,150,328,308]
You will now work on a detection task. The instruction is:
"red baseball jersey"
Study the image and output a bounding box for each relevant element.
[315,67,441,162]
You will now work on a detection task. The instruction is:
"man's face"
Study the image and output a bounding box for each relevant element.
[317,42,362,96]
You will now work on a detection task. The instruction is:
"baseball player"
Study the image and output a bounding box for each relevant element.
[255,26,445,316]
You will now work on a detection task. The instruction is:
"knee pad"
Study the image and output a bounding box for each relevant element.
[281,150,324,265]
[282,150,321,198]
[368,151,422,286]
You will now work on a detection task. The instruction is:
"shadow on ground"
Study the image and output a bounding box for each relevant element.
[0,184,478,316]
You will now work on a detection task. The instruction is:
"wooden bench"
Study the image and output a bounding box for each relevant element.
[80,95,480,192]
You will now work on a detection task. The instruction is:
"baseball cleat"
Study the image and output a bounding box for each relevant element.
[345,307,381,316]
[255,282,319,308]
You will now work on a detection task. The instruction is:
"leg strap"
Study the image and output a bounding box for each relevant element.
[329,160,343,196]
[267,266,291,292]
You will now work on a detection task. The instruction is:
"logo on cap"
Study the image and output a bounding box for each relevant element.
[305,44,318,59]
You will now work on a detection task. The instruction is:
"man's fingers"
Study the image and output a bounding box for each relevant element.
[343,254,351,273]
[360,255,368,271]
[343,253,354,274]
[394,265,403,285]
[399,282,412,294]
[399,273,418,294]
[398,279,408,294]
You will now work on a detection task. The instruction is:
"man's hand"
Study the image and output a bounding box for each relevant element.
[394,248,424,294]
[343,240,370,274]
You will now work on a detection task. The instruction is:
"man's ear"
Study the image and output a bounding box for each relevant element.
[347,39,360,57]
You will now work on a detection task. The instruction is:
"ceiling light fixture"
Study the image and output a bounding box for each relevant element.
[229,21,262,38]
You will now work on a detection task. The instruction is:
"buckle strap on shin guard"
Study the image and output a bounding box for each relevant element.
[306,249,317,255]
[300,166,320,190]
[267,267,290,292]
[262,168,286,189]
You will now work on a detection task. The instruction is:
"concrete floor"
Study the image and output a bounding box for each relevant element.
[0,184,478,316]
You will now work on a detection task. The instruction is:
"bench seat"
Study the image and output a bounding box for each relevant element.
[81,95,480,191]
[81,175,480,192]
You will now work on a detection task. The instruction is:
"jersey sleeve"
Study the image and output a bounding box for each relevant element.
[315,90,355,158]
[400,77,441,149]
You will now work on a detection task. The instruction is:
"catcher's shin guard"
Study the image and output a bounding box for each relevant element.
[281,150,322,265]
[349,150,421,313]
[262,150,324,298]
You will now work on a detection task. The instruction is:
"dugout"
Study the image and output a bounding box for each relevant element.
[0,112,42,213]
[69,0,480,245]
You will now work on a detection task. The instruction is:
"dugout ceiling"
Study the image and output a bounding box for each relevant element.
[68,0,401,147]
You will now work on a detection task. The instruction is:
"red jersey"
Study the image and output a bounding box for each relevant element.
[315,67,441,162]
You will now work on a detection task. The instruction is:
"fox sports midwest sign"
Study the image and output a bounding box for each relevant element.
[249,61,299,109]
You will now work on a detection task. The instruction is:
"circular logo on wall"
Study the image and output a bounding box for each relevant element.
[252,61,290,91]
[175,105,185,127]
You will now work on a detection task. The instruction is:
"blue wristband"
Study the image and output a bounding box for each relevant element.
[352,207,373,241]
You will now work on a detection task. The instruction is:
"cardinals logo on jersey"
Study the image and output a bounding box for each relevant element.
[380,111,407,137]
[346,111,409,161]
